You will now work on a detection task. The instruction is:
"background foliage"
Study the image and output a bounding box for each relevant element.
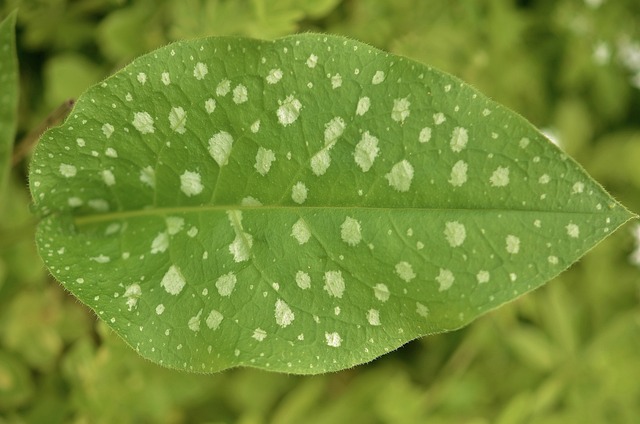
[1,0,639,422]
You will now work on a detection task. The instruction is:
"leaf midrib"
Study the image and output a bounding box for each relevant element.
[68,203,626,227]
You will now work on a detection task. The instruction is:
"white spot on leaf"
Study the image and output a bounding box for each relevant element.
[59,163,77,178]
[373,283,390,302]
[253,328,267,341]
[306,54,318,68]
[354,131,379,172]
[188,310,202,332]
[277,95,302,126]
[385,160,414,192]
[433,112,446,125]
[324,117,346,144]
[476,270,490,284]
[419,127,432,143]
[166,217,184,235]
[205,98,216,114]
[151,232,169,254]
[206,310,223,330]
[102,123,114,138]
[266,68,283,84]
[88,199,109,212]
[325,332,342,347]
[416,302,429,318]
[323,270,345,298]
[291,182,308,204]
[356,97,370,116]
[254,147,275,176]
[372,70,385,84]
[572,182,584,194]
[169,107,187,134]
[193,62,208,80]
[208,131,234,166]
[275,299,295,327]
[450,127,468,152]
[395,261,416,282]
[132,112,155,134]
[232,84,248,104]
[340,216,362,246]
[490,166,510,187]
[311,150,331,176]
[161,265,186,295]
[391,97,410,123]
[227,210,253,262]
[449,160,468,187]
[444,221,466,247]
[101,170,115,186]
[506,235,520,254]
[566,223,580,238]
[161,72,171,85]
[367,309,381,326]
[90,254,110,263]
[215,272,237,297]
[180,171,203,196]
[436,268,454,292]
[241,197,262,206]
[68,197,83,207]
[139,166,155,188]
[295,271,311,289]
[216,79,230,96]
[291,219,311,245]
[124,284,142,311]
[105,223,120,235]
[330,73,342,89]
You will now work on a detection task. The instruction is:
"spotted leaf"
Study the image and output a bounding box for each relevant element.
[30,34,635,374]
[0,10,18,199]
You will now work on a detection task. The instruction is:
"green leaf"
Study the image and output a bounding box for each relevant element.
[0,10,18,200]
[0,350,34,410]
[29,34,635,374]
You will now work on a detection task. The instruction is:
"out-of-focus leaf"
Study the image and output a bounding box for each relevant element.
[0,288,64,371]
[97,0,165,64]
[0,350,34,411]
[43,54,104,110]
[505,326,558,371]
[169,0,340,41]
[0,10,18,200]
[60,321,222,424]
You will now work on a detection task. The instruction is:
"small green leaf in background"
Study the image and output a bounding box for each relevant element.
[0,10,18,200]
[29,34,636,374]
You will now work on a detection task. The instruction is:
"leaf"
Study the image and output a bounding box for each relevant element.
[168,0,341,41]
[29,34,635,374]
[0,10,18,201]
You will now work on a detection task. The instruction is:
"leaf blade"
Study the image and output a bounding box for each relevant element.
[30,34,635,374]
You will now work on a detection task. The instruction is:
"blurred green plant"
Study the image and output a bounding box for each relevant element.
[1,1,640,423]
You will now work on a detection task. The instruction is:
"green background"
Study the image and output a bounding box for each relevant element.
[1,0,639,422]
